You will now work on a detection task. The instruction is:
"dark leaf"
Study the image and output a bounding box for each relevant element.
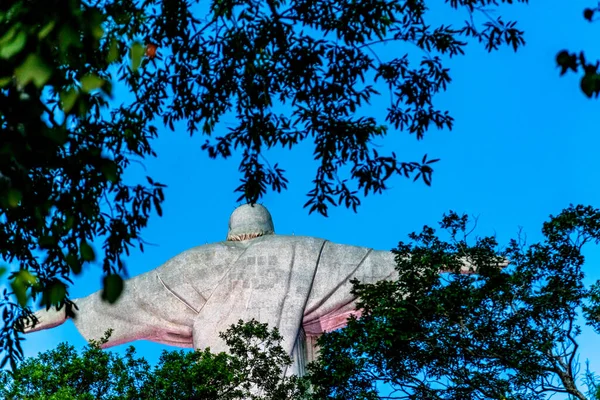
[101,274,124,304]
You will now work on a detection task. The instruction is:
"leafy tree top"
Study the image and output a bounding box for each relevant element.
[309,205,600,400]
[0,320,310,399]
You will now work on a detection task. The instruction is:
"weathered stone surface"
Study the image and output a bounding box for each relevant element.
[23,204,408,375]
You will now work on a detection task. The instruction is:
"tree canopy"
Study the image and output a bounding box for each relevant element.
[0,0,528,368]
[0,320,309,399]
[308,205,600,399]
[6,206,600,400]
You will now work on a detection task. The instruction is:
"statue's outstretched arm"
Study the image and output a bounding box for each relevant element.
[304,243,507,335]
[22,306,68,333]
[21,276,155,347]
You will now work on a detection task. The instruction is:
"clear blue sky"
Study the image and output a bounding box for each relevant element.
[22,0,600,391]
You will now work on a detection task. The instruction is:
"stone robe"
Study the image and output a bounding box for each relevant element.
[71,234,397,373]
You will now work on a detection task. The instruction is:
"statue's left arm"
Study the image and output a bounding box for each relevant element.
[303,243,396,336]
[303,241,498,336]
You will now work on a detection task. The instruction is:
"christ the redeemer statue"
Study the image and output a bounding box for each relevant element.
[24,204,476,375]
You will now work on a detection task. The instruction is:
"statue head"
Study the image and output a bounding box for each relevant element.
[227,204,275,241]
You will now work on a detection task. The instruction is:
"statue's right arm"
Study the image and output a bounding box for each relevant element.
[21,269,169,347]
[23,243,239,348]
[21,283,145,341]
[22,305,68,333]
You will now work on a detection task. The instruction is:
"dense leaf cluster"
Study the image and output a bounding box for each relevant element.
[139,0,527,214]
[308,205,600,400]
[0,0,167,369]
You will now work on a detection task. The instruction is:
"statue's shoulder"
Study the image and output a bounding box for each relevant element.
[183,241,252,260]
[249,235,326,249]
[182,240,245,254]
[156,241,245,270]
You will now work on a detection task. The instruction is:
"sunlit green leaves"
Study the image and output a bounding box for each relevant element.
[60,88,78,113]
[37,20,56,40]
[0,27,26,59]
[80,74,105,93]
[57,25,82,53]
[90,20,104,40]
[130,42,145,72]
[101,274,124,304]
[5,188,22,208]
[107,38,119,63]
[10,271,37,307]
[14,54,52,88]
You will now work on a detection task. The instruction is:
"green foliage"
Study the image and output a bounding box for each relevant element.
[101,274,124,304]
[0,329,152,400]
[308,205,600,400]
[150,0,527,215]
[0,0,165,369]
[0,320,310,399]
[0,0,527,369]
